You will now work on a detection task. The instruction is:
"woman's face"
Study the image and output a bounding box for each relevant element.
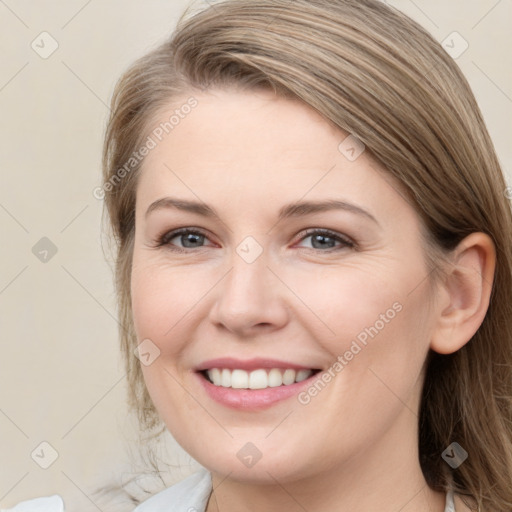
[131,88,440,483]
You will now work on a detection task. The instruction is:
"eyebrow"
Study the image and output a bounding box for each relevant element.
[145,198,217,218]
[145,197,379,225]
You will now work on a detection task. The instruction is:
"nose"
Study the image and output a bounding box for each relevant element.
[208,251,290,337]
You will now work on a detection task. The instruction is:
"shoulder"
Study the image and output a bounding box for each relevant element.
[134,468,212,512]
[1,495,64,512]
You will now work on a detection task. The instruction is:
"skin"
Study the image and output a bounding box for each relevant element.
[131,88,494,512]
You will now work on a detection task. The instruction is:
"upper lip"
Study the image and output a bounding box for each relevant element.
[195,357,318,372]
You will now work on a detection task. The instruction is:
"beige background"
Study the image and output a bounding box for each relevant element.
[0,0,510,510]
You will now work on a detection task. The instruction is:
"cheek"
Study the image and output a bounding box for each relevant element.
[130,259,207,426]
[285,263,406,347]
[288,266,434,460]
[289,260,434,386]
[130,257,213,352]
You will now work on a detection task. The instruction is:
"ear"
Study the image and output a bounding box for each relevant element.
[430,232,496,355]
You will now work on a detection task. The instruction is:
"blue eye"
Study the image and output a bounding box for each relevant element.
[158,228,211,250]
[296,229,354,251]
[175,232,205,248]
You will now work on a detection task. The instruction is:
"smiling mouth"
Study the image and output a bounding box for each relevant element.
[201,368,322,390]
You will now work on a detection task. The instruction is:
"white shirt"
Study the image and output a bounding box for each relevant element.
[1,470,457,511]
[0,495,64,512]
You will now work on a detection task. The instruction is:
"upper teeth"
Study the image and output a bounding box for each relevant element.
[206,368,313,389]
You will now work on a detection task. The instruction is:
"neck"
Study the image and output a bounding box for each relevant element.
[206,409,446,512]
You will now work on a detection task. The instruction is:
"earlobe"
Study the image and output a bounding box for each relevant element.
[430,232,496,355]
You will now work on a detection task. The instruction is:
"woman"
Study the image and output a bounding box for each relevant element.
[7,0,511,510]
[108,0,512,510]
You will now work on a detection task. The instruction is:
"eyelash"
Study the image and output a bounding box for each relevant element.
[154,227,356,253]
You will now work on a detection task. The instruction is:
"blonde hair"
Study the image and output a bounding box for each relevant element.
[102,0,512,509]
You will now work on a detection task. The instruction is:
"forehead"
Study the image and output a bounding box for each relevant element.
[136,88,412,222]
[145,88,342,163]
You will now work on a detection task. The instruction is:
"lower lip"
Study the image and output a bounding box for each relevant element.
[196,372,318,410]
